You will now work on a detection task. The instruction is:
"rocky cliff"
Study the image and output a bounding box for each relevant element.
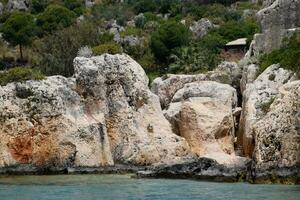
[0,0,299,184]
[0,54,192,172]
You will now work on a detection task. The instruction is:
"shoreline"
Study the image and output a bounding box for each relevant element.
[1,163,298,185]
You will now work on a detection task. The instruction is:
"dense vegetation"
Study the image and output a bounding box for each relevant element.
[259,34,300,76]
[0,0,265,85]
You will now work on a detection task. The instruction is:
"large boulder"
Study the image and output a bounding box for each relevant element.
[0,76,113,169]
[151,61,241,109]
[151,74,207,109]
[0,54,192,171]
[189,18,215,39]
[6,0,29,12]
[74,55,191,166]
[251,80,300,183]
[254,0,300,53]
[171,81,237,107]
[164,81,240,165]
[237,64,297,157]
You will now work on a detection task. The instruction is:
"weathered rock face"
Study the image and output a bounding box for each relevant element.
[189,18,214,39]
[162,80,240,165]
[0,54,191,170]
[237,64,297,157]
[74,55,191,166]
[252,80,300,183]
[6,0,29,12]
[240,64,259,94]
[151,61,241,109]
[254,0,300,53]
[0,76,113,169]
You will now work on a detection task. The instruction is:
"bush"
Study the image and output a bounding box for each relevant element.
[31,0,49,14]
[99,32,115,44]
[150,21,191,63]
[63,0,85,15]
[169,44,220,73]
[259,34,300,76]
[0,67,44,86]
[92,43,123,55]
[210,18,260,42]
[37,5,76,35]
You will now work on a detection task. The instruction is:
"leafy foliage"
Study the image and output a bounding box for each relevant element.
[1,12,36,60]
[1,12,36,47]
[150,21,191,63]
[259,34,300,76]
[37,4,76,35]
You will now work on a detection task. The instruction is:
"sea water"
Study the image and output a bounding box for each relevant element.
[0,174,299,200]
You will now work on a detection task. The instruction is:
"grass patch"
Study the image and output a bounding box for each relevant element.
[92,43,123,55]
[0,67,45,86]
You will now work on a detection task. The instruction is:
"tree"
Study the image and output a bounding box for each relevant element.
[150,21,191,63]
[1,12,36,61]
[37,5,76,35]
[34,22,102,77]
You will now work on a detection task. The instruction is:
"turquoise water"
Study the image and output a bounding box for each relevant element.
[0,174,299,200]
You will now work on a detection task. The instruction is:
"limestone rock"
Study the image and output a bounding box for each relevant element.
[240,64,259,93]
[0,76,113,168]
[172,81,237,107]
[74,54,192,166]
[0,54,192,170]
[255,0,300,53]
[122,35,140,47]
[151,74,207,109]
[178,98,236,164]
[189,18,214,39]
[151,62,241,109]
[6,0,29,12]
[237,64,297,157]
[164,81,238,165]
[252,80,300,183]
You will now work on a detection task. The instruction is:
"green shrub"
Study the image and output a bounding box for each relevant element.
[92,43,122,55]
[259,34,300,76]
[37,5,76,34]
[31,0,49,14]
[99,32,115,43]
[169,44,220,73]
[63,0,85,15]
[0,67,44,86]
[150,21,191,63]
[210,18,260,42]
